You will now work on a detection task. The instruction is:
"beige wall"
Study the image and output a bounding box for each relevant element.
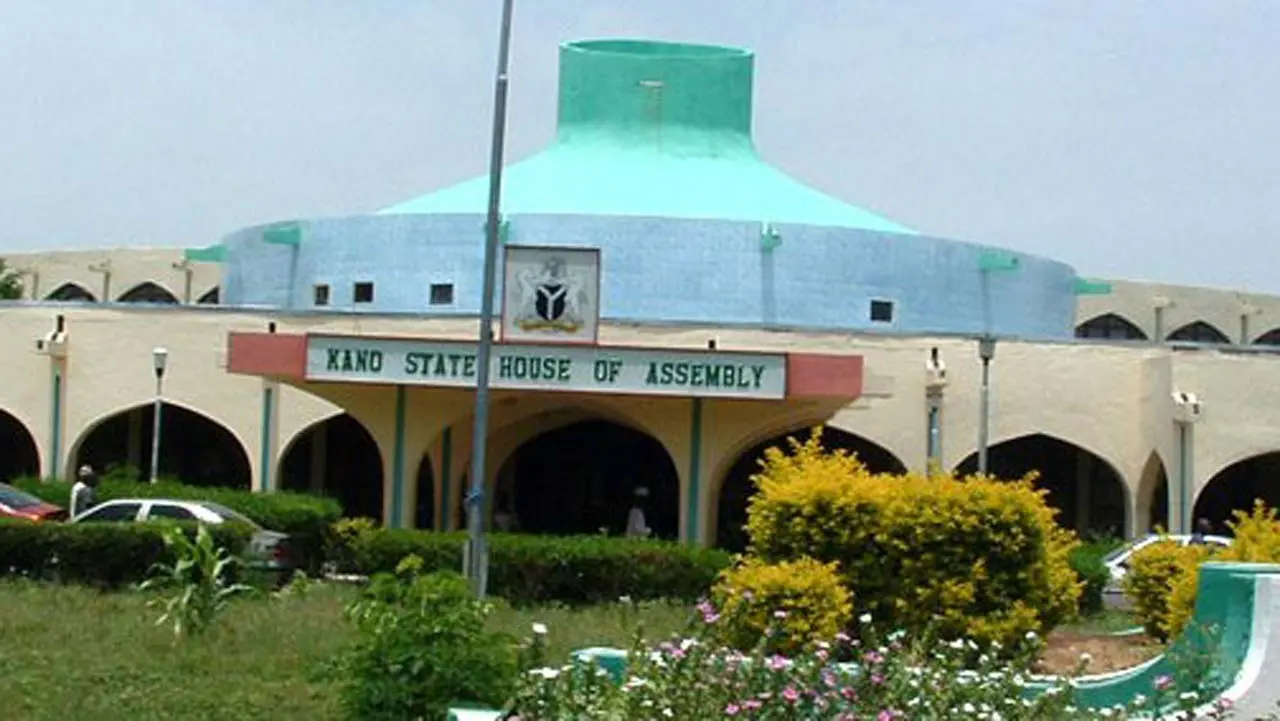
[3,248,1280,542]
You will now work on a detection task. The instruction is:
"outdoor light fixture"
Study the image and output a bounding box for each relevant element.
[149,347,169,484]
[976,335,997,475]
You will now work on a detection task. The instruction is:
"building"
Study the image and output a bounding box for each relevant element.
[3,38,1278,548]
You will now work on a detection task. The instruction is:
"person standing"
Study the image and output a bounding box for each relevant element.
[69,464,99,519]
[625,487,651,539]
[1190,518,1213,545]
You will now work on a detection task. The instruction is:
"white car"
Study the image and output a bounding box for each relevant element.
[1103,533,1232,596]
[72,498,294,572]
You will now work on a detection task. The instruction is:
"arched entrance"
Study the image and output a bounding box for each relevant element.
[1193,452,1280,534]
[0,409,40,481]
[45,282,96,302]
[956,434,1127,537]
[494,420,679,539]
[716,427,907,552]
[117,281,179,304]
[72,403,251,487]
[197,286,220,304]
[278,414,383,520]
[414,454,435,530]
[1137,452,1170,534]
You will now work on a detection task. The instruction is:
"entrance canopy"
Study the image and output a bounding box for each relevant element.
[226,332,863,401]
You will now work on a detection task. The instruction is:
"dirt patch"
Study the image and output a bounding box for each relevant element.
[1036,631,1164,675]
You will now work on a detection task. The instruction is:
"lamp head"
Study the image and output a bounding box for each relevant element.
[152,347,169,374]
[977,336,997,361]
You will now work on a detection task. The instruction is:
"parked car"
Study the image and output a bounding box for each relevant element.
[0,482,67,522]
[1103,533,1232,596]
[71,498,294,574]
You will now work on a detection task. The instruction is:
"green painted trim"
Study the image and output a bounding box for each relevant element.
[978,249,1020,271]
[1073,277,1113,295]
[50,368,62,479]
[686,398,703,545]
[183,244,226,263]
[263,222,302,246]
[258,386,274,492]
[390,386,407,528]
[439,427,453,531]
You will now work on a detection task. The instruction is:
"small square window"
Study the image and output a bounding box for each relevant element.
[353,281,374,304]
[869,299,894,323]
[429,283,454,306]
[313,284,330,306]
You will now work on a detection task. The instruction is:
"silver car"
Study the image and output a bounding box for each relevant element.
[71,498,293,572]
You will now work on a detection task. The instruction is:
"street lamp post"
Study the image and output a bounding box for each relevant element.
[149,347,168,484]
[976,336,996,476]
[465,0,517,598]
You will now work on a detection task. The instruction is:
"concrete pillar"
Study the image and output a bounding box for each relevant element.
[309,421,328,494]
[1074,449,1093,535]
[126,407,143,470]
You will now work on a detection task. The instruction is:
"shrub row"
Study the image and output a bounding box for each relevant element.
[741,429,1081,650]
[334,522,732,605]
[0,519,248,588]
[10,474,342,571]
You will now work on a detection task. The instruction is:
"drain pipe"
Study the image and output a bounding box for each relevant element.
[924,348,947,472]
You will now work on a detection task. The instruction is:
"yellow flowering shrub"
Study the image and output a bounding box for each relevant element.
[1123,539,1213,641]
[1162,502,1280,639]
[743,429,1081,650]
[712,556,853,655]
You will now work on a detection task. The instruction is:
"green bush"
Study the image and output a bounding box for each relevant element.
[0,519,248,588]
[744,429,1081,650]
[1069,537,1122,615]
[338,526,731,606]
[340,557,516,721]
[10,474,341,571]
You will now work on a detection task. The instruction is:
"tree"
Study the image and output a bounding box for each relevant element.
[0,259,24,300]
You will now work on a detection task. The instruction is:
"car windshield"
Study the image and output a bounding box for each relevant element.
[198,502,262,530]
[0,483,42,510]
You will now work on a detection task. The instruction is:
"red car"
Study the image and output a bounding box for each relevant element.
[0,482,67,522]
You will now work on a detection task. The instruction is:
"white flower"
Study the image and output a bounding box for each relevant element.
[859,613,872,624]
[531,622,548,635]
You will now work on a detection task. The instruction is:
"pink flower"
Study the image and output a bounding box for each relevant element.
[878,711,894,721]
[783,687,800,703]
[724,704,740,715]
[1154,675,1173,691]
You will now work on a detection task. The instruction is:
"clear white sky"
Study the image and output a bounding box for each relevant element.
[1,2,1276,291]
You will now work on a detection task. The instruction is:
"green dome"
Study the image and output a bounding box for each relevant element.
[380,39,914,235]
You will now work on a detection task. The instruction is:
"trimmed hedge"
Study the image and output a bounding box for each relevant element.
[10,475,342,571]
[338,526,732,605]
[0,519,249,588]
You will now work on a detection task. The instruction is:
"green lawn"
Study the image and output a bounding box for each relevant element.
[0,580,690,721]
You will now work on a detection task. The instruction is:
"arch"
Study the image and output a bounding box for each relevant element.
[1192,451,1280,535]
[278,413,383,520]
[117,281,179,304]
[197,286,220,305]
[1254,328,1280,346]
[414,452,435,530]
[955,433,1128,537]
[1075,313,1148,341]
[44,282,96,302]
[492,419,681,539]
[1136,451,1170,534]
[71,402,251,488]
[0,408,40,481]
[1167,320,1230,344]
[715,426,908,552]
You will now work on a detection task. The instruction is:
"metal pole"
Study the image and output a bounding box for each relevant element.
[466,0,516,598]
[149,375,163,484]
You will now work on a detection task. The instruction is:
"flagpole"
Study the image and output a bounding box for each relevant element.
[465,0,516,598]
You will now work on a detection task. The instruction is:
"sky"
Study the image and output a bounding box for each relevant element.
[1,1,1276,292]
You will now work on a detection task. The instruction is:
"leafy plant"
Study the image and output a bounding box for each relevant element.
[338,555,517,721]
[712,555,853,655]
[0,258,23,300]
[138,523,255,638]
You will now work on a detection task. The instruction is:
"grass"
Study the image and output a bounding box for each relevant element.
[0,579,690,721]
